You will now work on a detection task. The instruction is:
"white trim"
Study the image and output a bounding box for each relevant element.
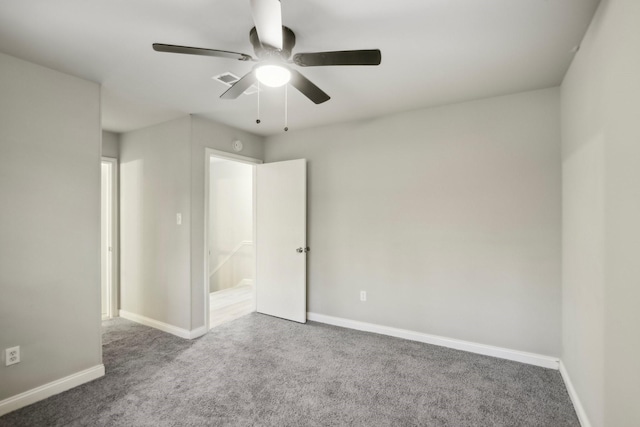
[119,310,205,340]
[206,148,264,165]
[101,156,119,319]
[188,325,208,339]
[307,312,559,370]
[252,164,258,322]
[204,148,261,332]
[0,365,105,417]
[559,361,592,427]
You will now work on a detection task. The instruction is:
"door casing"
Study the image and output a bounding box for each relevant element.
[101,156,118,319]
[203,148,262,330]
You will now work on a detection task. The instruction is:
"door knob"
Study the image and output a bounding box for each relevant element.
[296,247,310,253]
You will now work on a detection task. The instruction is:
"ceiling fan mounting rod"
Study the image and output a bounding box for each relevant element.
[250,26,296,61]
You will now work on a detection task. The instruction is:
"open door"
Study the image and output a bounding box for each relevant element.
[256,159,307,323]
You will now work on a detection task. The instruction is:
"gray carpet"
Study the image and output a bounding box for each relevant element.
[0,314,579,426]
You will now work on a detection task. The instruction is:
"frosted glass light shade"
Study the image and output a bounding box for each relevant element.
[255,65,291,87]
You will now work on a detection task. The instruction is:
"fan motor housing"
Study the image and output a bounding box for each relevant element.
[250,26,296,60]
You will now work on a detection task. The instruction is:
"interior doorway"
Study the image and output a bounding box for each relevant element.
[101,157,118,320]
[205,149,261,329]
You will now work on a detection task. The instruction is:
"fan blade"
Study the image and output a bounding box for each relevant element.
[153,43,253,61]
[220,71,257,99]
[293,49,381,67]
[249,0,283,50]
[289,70,330,104]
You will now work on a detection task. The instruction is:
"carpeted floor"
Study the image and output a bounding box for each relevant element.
[0,314,579,426]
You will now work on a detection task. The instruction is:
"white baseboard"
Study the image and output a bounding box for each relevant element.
[307,312,559,370]
[0,364,104,417]
[119,310,206,340]
[559,361,592,427]
[188,325,208,339]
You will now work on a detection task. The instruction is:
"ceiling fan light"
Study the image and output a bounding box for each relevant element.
[255,65,291,87]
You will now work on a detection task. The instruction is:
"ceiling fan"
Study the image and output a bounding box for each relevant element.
[152,0,381,105]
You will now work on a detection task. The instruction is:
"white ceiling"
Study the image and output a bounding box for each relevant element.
[0,0,599,136]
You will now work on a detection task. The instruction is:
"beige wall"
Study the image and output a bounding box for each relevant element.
[265,87,562,356]
[101,131,119,158]
[0,52,102,400]
[561,0,640,425]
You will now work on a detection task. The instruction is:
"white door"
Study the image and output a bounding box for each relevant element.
[100,161,112,319]
[256,159,307,323]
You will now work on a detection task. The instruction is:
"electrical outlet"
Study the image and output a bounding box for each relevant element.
[5,346,20,366]
[176,213,182,225]
[360,291,367,302]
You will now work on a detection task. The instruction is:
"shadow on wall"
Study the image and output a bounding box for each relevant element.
[119,157,148,313]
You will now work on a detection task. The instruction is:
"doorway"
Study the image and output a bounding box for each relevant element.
[205,149,261,329]
[101,157,118,320]
[204,149,308,330]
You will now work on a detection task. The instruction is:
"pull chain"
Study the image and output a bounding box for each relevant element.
[256,80,261,124]
[284,85,289,132]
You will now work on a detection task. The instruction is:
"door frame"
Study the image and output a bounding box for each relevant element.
[203,148,262,330]
[101,156,119,319]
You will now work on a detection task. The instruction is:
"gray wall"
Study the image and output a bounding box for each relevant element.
[265,88,562,356]
[101,131,119,158]
[0,52,102,399]
[561,0,640,425]
[120,115,263,331]
[119,116,192,330]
